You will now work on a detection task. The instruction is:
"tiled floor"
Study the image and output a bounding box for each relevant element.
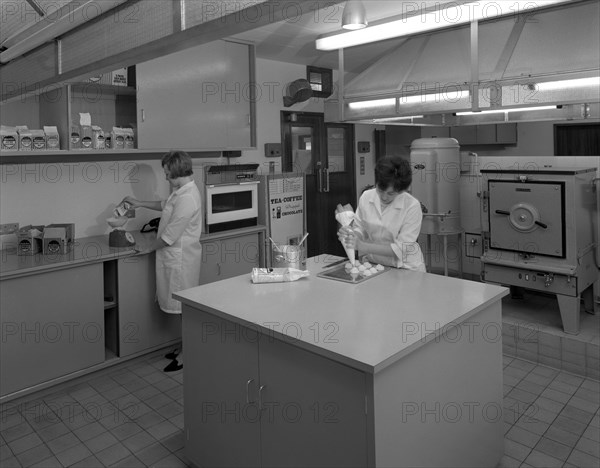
[1,295,599,468]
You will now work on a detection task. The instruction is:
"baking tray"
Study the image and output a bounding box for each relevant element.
[317,263,390,284]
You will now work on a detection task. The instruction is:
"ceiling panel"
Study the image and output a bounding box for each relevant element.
[1,0,71,46]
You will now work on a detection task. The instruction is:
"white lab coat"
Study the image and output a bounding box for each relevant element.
[353,188,426,272]
[156,181,203,314]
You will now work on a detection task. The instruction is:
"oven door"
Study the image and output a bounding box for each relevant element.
[206,182,259,227]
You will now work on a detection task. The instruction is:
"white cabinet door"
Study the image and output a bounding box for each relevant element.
[117,254,181,356]
[136,40,254,150]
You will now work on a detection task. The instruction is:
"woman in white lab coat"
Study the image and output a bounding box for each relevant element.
[123,150,203,371]
[339,156,426,272]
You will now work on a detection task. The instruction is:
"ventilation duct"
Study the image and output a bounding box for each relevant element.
[283,79,313,107]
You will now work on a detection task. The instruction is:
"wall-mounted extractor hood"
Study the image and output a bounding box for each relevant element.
[331,0,600,125]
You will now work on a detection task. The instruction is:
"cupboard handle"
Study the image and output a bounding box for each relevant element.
[217,263,221,276]
[258,385,266,411]
[317,162,323,193]
[246,379,254,404]
[141,109,145,122]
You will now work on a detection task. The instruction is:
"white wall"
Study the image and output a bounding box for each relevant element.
[243,57,328,174]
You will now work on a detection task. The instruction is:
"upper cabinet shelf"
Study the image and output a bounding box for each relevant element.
[0,40,256,164]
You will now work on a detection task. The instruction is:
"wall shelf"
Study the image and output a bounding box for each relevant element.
[0,149,222,164]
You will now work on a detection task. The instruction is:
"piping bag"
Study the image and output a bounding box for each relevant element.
[335,203,356,265]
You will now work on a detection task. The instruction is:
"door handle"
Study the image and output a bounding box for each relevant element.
[258,384,266,411]
[324,167,330,193]
[246,379,255,404]
[141,109,145,122]
[316,162,323,193]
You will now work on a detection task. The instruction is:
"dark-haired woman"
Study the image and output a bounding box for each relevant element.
[338,155,426,272]
[122,150,203,370]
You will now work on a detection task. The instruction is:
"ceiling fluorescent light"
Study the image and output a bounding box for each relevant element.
[456,105,558,116]
[349,90,470,110]
[349,98,395,110]
[535,76,600,91]
[317,0,573,50]
[373,116,425,122]
[342,1,368,30]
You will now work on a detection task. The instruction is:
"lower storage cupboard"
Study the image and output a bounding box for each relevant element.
[0,264,105,397]
[183,309,368,468]
[199,231,263,285]
[116,253,181,357]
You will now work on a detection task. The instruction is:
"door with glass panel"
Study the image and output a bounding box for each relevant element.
[281,112,355,258]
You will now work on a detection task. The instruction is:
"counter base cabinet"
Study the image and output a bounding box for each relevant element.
[117,254,181,357]
[183,308,368,468]
[199,233,262,285]
[182,303,503,468]
[0,264,105,397]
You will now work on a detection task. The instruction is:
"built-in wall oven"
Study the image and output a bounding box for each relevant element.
[196,164,260,233]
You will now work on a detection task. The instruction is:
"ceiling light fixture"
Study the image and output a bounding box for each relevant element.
[535,76,600,91]
[349,90,470,110]
[342,1,368,30]
[317,0,573,50]
[373,116,425,122]
[456,105,558,116]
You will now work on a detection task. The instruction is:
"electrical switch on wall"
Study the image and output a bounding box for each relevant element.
[265,143,282,157]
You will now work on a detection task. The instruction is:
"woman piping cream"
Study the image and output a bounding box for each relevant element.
[122,150,203,371]
[338,156,426,272]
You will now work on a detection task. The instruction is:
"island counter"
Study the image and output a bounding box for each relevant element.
[174,255,509,468]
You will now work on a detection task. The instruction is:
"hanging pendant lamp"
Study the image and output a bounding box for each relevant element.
[342,1,368,30]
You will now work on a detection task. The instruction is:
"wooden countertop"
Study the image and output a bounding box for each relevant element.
[0,225,266,280]
[174,255,509,374]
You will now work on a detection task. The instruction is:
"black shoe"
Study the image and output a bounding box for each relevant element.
[164,359,183,372]
[165,349,179,360]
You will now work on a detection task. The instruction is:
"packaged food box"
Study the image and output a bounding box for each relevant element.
[16,126,32,151]
[31,129,46,150]
[44,126,60,150]
[0,125,19,150]
[70,125,81,149]
[17,225,44,256]
[123,127,135,149]
[80,126,93,149]
[111,127,126,149]
[92,125,105,149]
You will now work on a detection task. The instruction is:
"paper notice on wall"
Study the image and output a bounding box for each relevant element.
[79,113,92,126]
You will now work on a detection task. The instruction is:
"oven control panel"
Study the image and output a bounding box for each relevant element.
[482,264,578,296]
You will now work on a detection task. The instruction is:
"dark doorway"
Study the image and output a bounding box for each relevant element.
[281,112,356,258]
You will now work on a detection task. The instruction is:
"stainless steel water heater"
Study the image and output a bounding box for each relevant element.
[410,138,462,235]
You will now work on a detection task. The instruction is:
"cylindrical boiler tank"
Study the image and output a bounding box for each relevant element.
[410,138,462,235]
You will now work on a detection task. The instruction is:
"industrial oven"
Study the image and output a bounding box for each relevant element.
[480,167,599,334]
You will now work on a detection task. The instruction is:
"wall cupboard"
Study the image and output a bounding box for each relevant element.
[0,40,256,162]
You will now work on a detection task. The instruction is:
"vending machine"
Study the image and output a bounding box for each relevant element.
[258,173,306,266]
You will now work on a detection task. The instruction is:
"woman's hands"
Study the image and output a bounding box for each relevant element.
[121,196,142,209]
[337,226,362,250]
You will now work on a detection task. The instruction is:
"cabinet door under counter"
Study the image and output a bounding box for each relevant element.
[115,254,181,357]
[0,263,105,398]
